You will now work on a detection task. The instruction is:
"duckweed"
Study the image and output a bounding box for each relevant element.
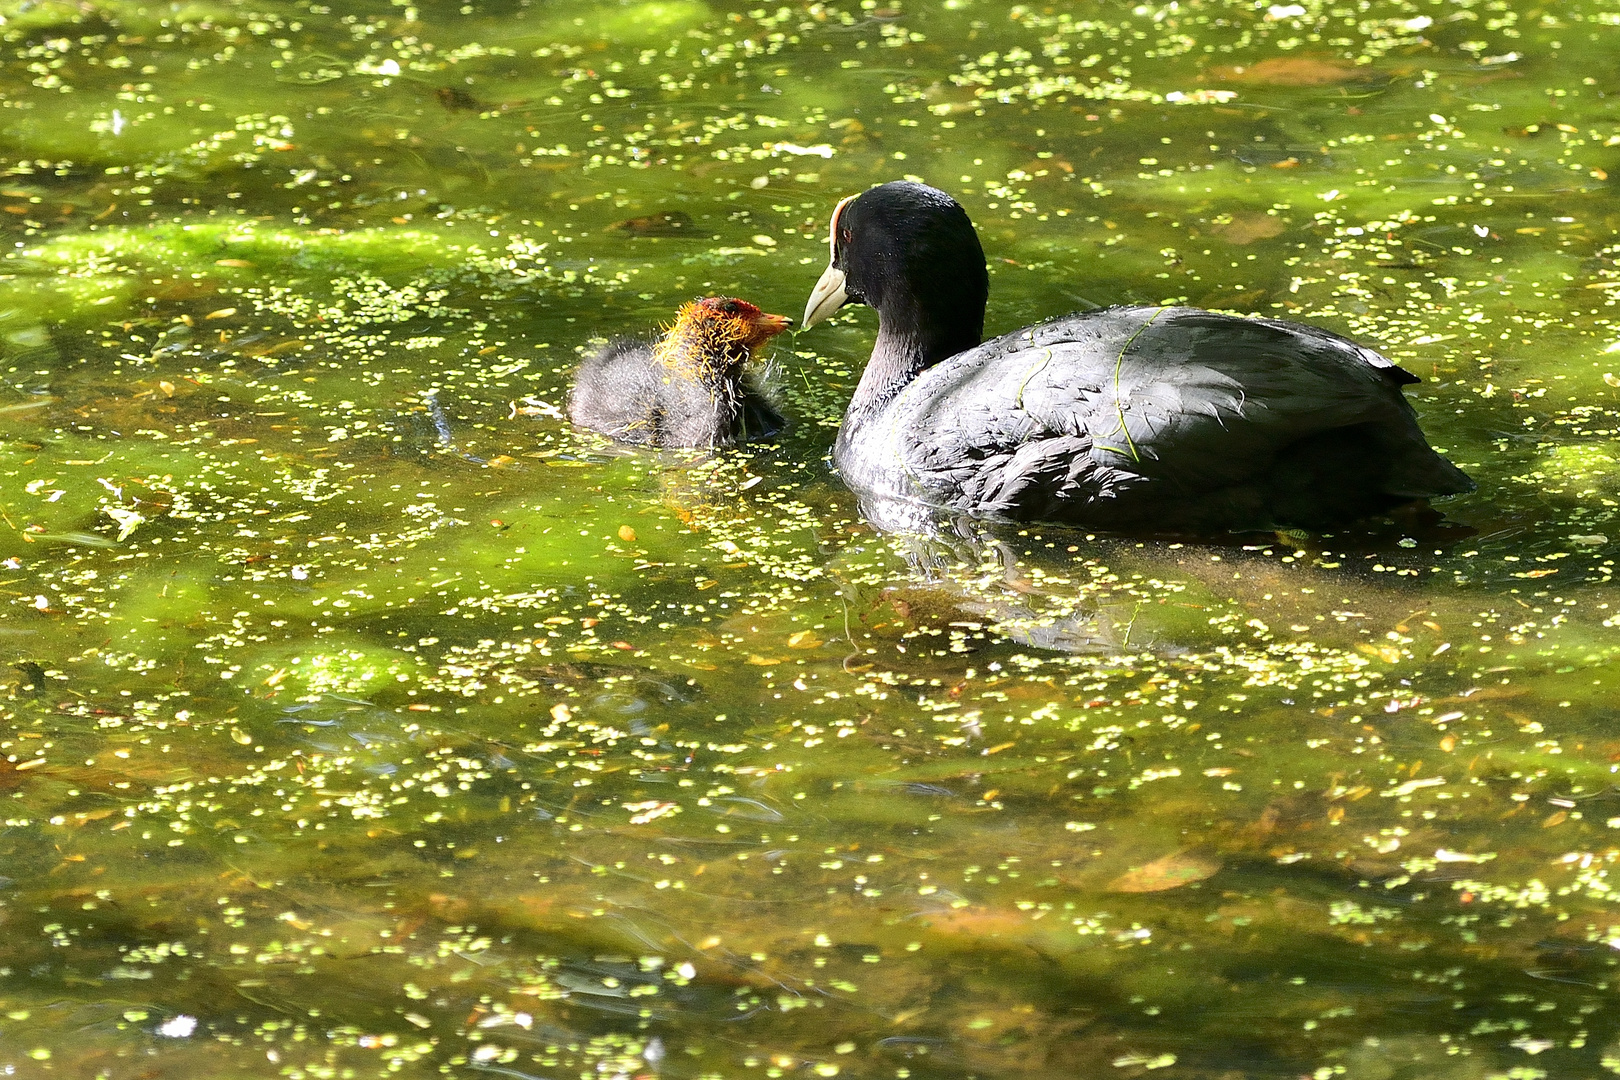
[4,0,1620,1077]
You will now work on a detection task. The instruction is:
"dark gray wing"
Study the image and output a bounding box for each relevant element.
[891,306,1467,529]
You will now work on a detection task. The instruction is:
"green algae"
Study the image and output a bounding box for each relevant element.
[4,0,1620,1078]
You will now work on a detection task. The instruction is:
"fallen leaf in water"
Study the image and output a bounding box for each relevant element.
[1205,56,1372,86]
[1107,850,1223,893]
[611,210,695,237]
[1390,776,1445,796]
[618,525,637,542]
[1356,643,1404,663]
[1211,213,1286,245]
[436,86,485,112]
[625,800,680,824]
[787,630,823,649]
[237,338,306,358]
[747,655,783,666]
[1435,849,1496,863]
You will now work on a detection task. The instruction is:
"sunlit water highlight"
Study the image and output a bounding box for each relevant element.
[2,0,1620,1077]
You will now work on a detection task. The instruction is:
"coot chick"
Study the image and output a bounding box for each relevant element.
[801,181,1474,534]
[569,296,790,448]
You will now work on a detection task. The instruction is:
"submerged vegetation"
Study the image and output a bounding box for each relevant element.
[2,0,1620,1077]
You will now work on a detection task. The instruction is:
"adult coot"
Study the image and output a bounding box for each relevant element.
[800,181,1474,534]
[569,296,790,448]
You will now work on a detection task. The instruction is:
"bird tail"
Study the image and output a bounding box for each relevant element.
[1379,436,1475,500]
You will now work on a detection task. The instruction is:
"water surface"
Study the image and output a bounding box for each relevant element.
[3,0,1620,1077]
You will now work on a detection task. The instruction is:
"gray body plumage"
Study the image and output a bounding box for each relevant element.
[568,337,783,449]
[834,305,1474,533]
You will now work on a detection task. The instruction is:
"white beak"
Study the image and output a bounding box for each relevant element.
[802,262,848,329]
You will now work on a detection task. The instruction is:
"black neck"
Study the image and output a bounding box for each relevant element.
[846,289,981,423]
[846,327,927,423]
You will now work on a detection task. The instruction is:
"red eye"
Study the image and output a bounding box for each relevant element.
[827,193,855,257]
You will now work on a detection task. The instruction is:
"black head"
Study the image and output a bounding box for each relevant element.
[802,181,988,365]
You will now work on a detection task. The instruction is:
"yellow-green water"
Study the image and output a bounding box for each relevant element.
[2,0,1620,1077]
